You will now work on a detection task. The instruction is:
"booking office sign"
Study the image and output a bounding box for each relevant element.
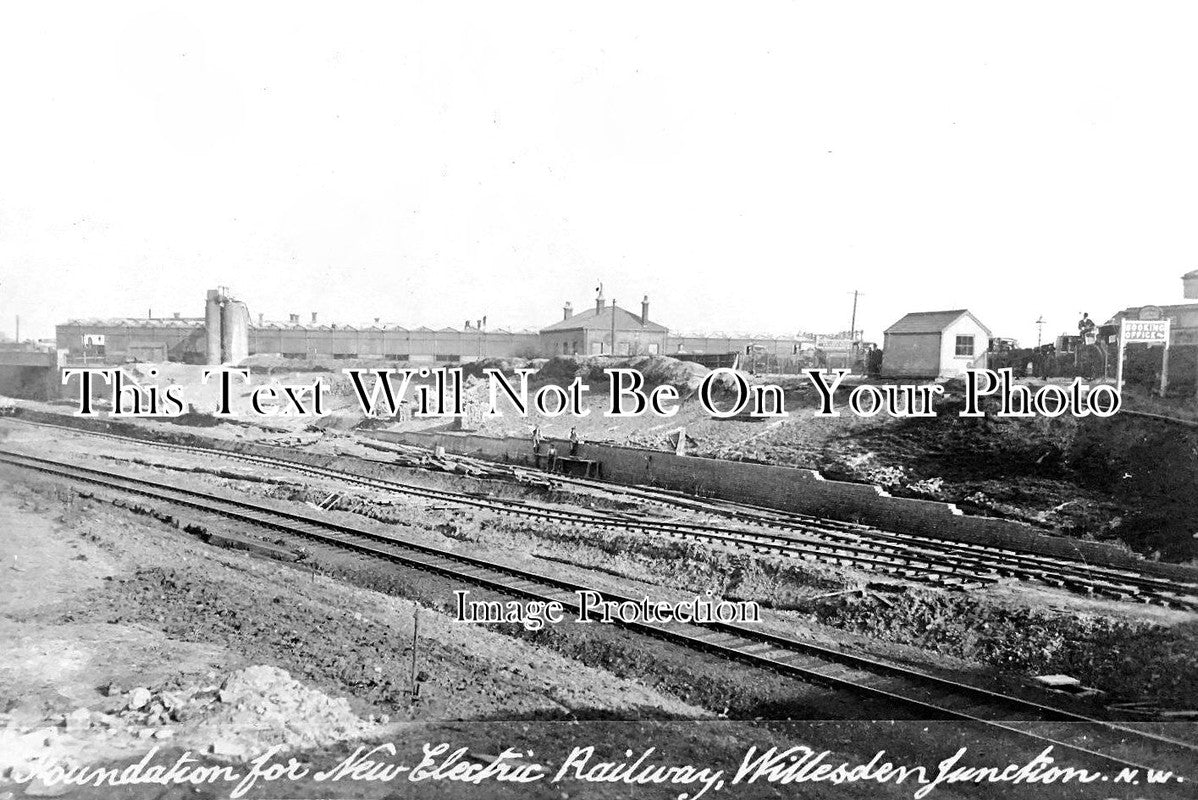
[1115,310,1171,395]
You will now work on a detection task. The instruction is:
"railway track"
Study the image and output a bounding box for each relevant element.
[6,415,1195,610]
[512,462,1198,606]
[403,442,1198,606]
[1,446,1195,780]
[372,435,1198,603]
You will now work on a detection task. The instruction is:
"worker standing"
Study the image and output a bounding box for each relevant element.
[569,426,581,456]
[531,426,543,467]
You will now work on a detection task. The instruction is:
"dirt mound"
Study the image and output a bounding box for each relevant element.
[241,353,305,373]
[798,386,1198,560]
[459,357,533,380]
[1068,414,1198,561]
[535,355,724,395]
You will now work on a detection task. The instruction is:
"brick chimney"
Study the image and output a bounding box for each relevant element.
[641,295,649,325]
[289,313,299,324]
[563,302,573,320]
[311,312,318,324]
[596,293,606,313]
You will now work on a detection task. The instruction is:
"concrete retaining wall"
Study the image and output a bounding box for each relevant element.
[364,429,1198,583]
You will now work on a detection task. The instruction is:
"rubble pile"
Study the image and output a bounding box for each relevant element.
[196,665,377,757]
[0,665,377,776]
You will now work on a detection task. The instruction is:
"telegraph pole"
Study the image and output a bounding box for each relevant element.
[848,290,864,369]
[610,298,617,356]
[1035,316,1046,349]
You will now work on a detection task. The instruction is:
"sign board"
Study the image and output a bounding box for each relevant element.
[1138,305,1163,321]
[816,338,857,351]
[1120,319,1169,344]
[1116,318,1171,396]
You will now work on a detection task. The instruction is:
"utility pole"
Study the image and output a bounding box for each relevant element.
[1035,316,1046,349]
[15,315,19,344]
[848,290,864,370]
[610,298,617,356]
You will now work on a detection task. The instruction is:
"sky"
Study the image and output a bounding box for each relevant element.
[1,2,1196,345]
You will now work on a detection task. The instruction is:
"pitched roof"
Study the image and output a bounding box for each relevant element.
[1184,269,1198,279]
[59,317,205,329]
[540,304,668,334]
[884,310,991,336]
[1111,303,1198,321]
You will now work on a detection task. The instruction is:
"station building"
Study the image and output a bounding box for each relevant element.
[1109,303,1198,347]
[1103,271,1198,393]
[1108,271,1198,348]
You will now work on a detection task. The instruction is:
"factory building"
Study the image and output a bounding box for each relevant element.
[57,287,250,365]
[56,317,542,366]
[248,316,540,362]
[539,294,668,356]
[669,334,813,357]
[56,315,209,363]
[55,286,813,368]
[56,288,541,365]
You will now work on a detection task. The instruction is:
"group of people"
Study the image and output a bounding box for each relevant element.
[864,344,884,378]
[531,425,581,471]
